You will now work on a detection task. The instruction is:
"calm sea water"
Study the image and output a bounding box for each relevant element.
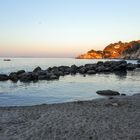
[0,58,139,106]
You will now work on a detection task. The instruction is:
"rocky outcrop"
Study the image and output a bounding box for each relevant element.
[77,40,140,59]
[121,42,140,59]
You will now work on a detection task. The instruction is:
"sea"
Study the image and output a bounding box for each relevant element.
[0,58,139,106]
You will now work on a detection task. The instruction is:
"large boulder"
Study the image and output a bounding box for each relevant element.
[96,65,106,72]
[70,65,78,74]
[33,67,42,73]
[78,66,87,74]
[112,61,127,71]
[9,72,18,81]
[85,64,96,71]
[96,90,120,96]
[19,72,34,82]
[86,70,96,75]
[51,68,64,76]
[17,70,25,75]
[0,74,9,81]
[97,61,104,66]
[58,66,70,73]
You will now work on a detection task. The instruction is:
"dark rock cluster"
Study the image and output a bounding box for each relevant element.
[0,61,138,82]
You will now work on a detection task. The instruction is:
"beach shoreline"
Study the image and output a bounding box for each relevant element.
[0,94,140,140]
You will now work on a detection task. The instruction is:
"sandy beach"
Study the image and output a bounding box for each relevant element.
[0,94,140,140]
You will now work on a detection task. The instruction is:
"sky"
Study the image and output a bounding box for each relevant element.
[0,0,140,57]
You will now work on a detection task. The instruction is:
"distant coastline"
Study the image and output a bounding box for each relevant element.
[76,40,140,59]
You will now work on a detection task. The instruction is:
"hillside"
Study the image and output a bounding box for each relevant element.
[76,40,140,59]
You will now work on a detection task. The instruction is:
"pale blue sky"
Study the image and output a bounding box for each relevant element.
[0,0,140,57]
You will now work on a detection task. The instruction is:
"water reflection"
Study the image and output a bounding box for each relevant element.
[114,71,127,79]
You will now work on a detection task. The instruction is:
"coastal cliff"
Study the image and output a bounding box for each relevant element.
[76,40,140,59]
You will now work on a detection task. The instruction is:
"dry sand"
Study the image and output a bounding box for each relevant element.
[0,95,140,140]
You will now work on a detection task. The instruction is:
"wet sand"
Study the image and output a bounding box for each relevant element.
[0,95,140,140]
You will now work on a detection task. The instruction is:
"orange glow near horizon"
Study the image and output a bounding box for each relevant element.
[0,40,104,57]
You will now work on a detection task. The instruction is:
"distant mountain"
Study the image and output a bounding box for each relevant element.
[76,40,140,59]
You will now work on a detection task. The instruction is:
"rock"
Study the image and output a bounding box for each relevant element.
[57,71,64,76]
[9,72,18,81]
[37,70,47,75]
[104,67,112,72]
[3,59,11,61]
[31,72,39,80]
[137,63,140,68]
[96,90,120,96]
[104,61,113,67]
[57,66,70,75]
[121,94,126,96]
[19,72,33,82]
[64,71,70,75]
[78,66,87,74]
[137,59,140,68]
[97,61,104,66]
[17,70,25,75]
[126,63,136,71]
[86,70,96,75]
[0,74,9,81]
[96,65,105,72]
[33,67,42,73]
[51,68,63,76]
[38,75,47,80]
[85,64,96,70]
[49,74,59,80]
[70,65,77,74]
[113,61,127,71]
[47,67,52,72]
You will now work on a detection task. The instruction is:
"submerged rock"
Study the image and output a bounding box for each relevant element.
[96,90,120,96]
